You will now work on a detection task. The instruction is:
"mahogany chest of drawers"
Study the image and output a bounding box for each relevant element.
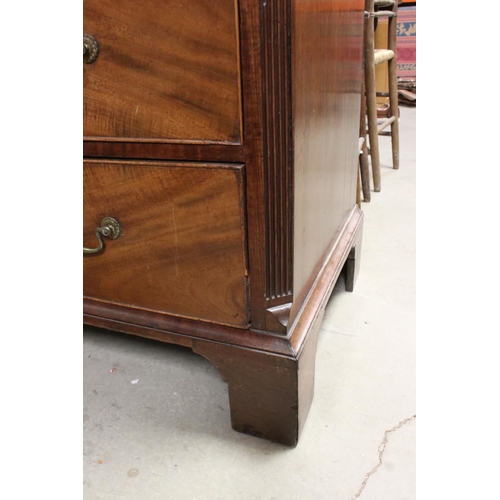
[83,0,365,446]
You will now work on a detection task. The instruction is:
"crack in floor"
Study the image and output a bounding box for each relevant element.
[351,414,416,500]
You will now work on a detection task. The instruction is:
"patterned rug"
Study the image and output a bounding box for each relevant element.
[396,6,416,81]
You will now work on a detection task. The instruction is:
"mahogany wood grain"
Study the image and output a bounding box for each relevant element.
[191,210,363,447]
[83,160,248,327]
[261,0,294,302]
[83,141,245,163]
[85,207,363,357]
[83,0,242,143]
[83,0,367,446]
[239,0,296,331]
[289,207,363,355]
[84,299,295,356]
[237,0,269,330]
[85,206,363,446]
[290,0,364,325]
[194,331,318,447]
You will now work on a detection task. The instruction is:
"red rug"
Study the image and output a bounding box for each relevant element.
[396,6,416,81]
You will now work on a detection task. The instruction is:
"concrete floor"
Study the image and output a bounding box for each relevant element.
[83,106,416,500]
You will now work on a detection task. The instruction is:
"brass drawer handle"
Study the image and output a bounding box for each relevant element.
[83,217,122,255]
[83,34,99,64]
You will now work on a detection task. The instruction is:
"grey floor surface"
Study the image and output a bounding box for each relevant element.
[83,106,416,500]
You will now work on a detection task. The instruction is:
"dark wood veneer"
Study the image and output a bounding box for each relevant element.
[84,160,248,327]
[83,141,245,163]
[261,0,294,303]
[84,0,365,446]
[84,0,242,143]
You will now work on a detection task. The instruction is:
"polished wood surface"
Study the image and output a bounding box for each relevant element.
[289,208,363,354]
[290,0,364,324]
[83,160,248,327]
[84,299,296,356]
[83,141,244,163]
[261,0,293,303]
[83,0,242,143]
[236,0,270,330]
[83,0,366,445]
[194,331,318,447]
[85,208,363,447]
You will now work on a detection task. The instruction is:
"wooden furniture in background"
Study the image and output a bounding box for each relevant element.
[373,0,415,109]
[83,0,365,446]
[364,0,400,192]
[359,76,371,203]
[374,16,390,110]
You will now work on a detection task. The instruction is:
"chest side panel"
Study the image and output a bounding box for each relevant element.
[291,0,365,320]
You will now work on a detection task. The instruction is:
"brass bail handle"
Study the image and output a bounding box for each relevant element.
[83,34,99,64]
[83,217,122,255]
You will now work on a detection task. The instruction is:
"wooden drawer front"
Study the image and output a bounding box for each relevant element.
[83,160,248,327]
[83,0,242,143]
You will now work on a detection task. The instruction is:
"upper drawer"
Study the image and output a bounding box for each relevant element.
[83,0,242,144]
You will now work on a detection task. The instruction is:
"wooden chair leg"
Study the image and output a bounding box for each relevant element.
[388,10,400,170]
[356,168,361,208]
[359,79,371,202]
[360,141,371,201]
[364,9,381,192]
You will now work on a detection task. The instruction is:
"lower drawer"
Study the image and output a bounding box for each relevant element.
[83,160,248,327]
